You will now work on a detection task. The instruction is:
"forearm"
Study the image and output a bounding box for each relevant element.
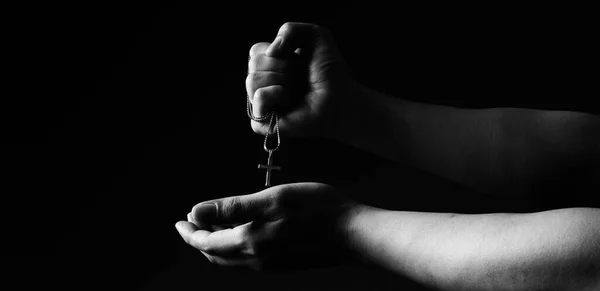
[333,82,600,195]
[342,205,600,291]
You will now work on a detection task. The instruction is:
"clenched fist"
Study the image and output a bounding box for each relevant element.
[246,22,354,137]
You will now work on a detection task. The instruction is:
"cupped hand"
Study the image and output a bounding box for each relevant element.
[175,182,359,271]
[246,22,354,138]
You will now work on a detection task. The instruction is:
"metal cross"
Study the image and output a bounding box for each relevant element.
[258,150,281,187]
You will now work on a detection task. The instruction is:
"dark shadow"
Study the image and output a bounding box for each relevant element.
[4,2,597,290]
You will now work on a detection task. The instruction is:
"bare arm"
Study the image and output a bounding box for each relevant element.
[333,82,600,196]
[343,206,600,291]
[247,22,599,196]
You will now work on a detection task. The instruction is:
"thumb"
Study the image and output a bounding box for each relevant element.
[265,22,340,60]
[192,189,278,226]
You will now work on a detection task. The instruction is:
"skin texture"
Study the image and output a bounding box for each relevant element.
[176,22,600,290]
[344,206,600,291]
[176,184,600,291]
[333,83,600,197]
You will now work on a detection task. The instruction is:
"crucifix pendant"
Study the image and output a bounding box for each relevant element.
[258,150,281,187]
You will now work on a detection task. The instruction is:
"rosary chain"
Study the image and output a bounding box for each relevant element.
[247,96,273,122]
[263,111,280,153]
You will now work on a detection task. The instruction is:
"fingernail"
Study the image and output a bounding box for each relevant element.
[266,36,283,56]
[193,202,217,221]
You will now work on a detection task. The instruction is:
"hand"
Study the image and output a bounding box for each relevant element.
[246,22,354,138]
[175,182,358,271]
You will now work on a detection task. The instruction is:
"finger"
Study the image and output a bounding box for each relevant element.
[250,85,289,135]
[189,211,214,230]
[201,220,283,258]
[249,53,289,74]
[255,101,313,137]
[252,85,288,119]
[196,226,247,255]
[187,212,197,226]
[245,71,286,105]
[190,208,240,231]
[175,221,209,246]
[192,188,280,227]
[177,221,242,254]
[249,42,270,58]
[180,215,283,258]
[265,22,338,59]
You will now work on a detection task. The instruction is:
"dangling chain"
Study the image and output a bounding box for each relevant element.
[263,111,280,152]
[247,96,273,123]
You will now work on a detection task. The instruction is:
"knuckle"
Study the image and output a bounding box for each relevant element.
[248,54,259,73]
[253,87,267,102]
[279,22,293,34]
[245,72,255,87]
[246,72,285,93]
[250,43,261,56]
[249,43,262,57]
[250,121,266,134]
[222,197,243,218]
[245,75,251,90]
[246,71,265,86]
[250,53,289,74]
[245,73,257,95]
[250,42,269,57]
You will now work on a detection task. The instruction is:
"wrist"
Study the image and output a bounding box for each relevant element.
[327,81,414,162]
[327,81,370,142]
[334,200,375,258]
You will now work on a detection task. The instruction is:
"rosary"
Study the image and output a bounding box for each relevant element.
[247,98,281,188]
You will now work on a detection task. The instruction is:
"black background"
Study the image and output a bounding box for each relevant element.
[3,2,597,290]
